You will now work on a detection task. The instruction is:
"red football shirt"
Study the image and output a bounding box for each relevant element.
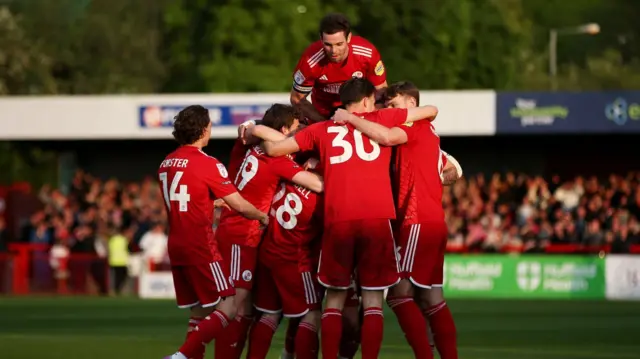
[216,145,303,247]
[394,121,448,226]
[294,108,407,223]
[227,139,248,179]
[158,146,237,265]
[292,35,387,119]
[259,182,321,268]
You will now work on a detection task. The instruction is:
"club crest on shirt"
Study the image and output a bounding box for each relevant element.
[294,70,306,85]
[217,163,228,178]
[242,270,253,282]
[352,71,363,78]
[375,60,385,76]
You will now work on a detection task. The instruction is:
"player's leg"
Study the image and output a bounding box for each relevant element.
[339,284,361,359]
[387,223,435,359]
[215,244,257,359]
[167,262,236,359]
[277,268,322,359]
[281,317,300,359]
[357,219,401,359]
[317,222,355,359]
[339,303,360,359]
[247,263,282,359]
[415,228,458,359]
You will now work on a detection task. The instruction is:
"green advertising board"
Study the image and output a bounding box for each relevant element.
[443,255,605,299]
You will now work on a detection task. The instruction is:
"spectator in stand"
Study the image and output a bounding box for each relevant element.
[108,226,131,295]
[139,222,168,269]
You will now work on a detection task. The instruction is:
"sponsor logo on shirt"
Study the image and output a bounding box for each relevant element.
[323,83,341,94]
[294,70,306,85]
[352,71,363,78]
[217,163,229,178]
[375,61,385,76]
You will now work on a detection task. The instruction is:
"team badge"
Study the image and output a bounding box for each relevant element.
[294,70,306,85]
[375,61,385,76]
[242,270,253,282]
[216,163,228,178]
[352,71,363,78]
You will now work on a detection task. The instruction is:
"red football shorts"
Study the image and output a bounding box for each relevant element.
[219,242,258,290]
[318,219,400,290]
[171,261,235,308]
[253,262,323,317]
[396,222,447,288]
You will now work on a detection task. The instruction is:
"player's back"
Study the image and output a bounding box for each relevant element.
[299,117,396,223]
[158,146,236,265]
[217,144,301,247]
[394,121,447,225]
[260,182,321,268]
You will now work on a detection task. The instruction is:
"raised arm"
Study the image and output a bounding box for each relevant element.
[245,125,286,144]
[406,105,438,123]
[332,109,407,146]
[262,137,301,157]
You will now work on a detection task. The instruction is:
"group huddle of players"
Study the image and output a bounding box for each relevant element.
[160,13,463,359]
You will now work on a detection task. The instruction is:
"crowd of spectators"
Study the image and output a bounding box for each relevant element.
[444,172,640,254]
[3,170,640,262]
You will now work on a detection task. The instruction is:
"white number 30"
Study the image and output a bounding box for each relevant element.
[328,126,380,164]
[159,171,191,212]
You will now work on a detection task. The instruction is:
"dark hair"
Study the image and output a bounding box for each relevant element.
[172,105,210,145]
[384,81,420,106]
[339,78,376,106]
[319,13,351,37]
[261,104,302,132]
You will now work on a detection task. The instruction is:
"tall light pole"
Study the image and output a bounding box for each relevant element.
[549,23,600,89]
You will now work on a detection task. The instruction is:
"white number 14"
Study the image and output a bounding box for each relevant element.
[159,171,191,212]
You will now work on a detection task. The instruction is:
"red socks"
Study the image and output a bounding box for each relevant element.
[387,296,433,359]
[185,317,204,359]
[180,311,229,358]
[214,315,254,359]
[321,308,343,359]
[247,315,278,359]
[295,321,319,359]
[360,307,384,359]
[425,301,458,359]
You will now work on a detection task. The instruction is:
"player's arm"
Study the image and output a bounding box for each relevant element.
[333,109,407,146]
[245,124,287,144]
[291,57,325,122]
[406,106,438,123]
[262,137,301,157]
[291,171,324,193]
[441,150,463,185]
[221,192,268,226]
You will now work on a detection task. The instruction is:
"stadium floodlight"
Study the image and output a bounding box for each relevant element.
[549,23,601,80]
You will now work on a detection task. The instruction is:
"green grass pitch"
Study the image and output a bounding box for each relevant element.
[1,297,639,359]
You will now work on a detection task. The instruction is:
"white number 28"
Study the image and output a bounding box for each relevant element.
[270,183,303,229]
[328,126,380,164]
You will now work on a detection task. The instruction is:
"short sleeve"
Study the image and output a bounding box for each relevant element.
[366,46,387,87]
[292,48,318,94]
[270,156,303,181]
[206,159,238,199]
[369,108,408,128]
[294,123,322,152]
[395,122,421,143]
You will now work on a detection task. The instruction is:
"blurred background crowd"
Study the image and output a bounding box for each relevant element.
[3,170,638,268]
